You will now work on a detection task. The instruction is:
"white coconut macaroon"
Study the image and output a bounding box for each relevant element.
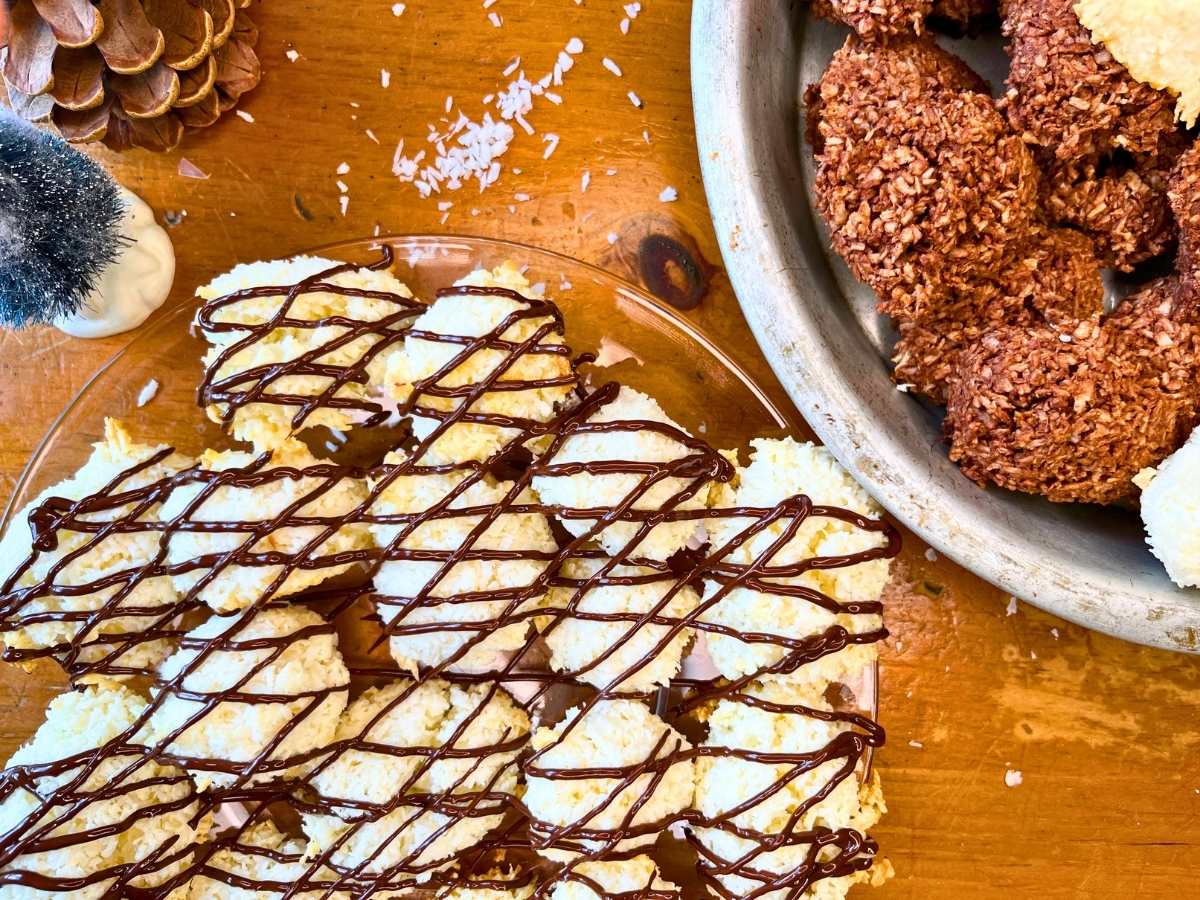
[159,440,371,613]
[196,256,418,450]
[532,386,713,562]
[369,456,557,674]
[1135,427,1200,588]
[522,699,694,861]
[699,438,891,687]
[0,681,204,899]
[141,605,349,790]
[0,419,191,678]
[302,678,529,881]
[383,262,576,466]
[183,820,351,899]
[542,556,698,691]
[691,680,889,900]
[547,856,680,900]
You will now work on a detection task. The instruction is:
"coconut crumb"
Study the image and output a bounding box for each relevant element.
[581,170,591,193]
[339,195,349,216]
[380,68,391,88]
[1004,769,1023,788]
[602,57,623,77]
[628,90,643,108]
[1005,596,1018,616]
[392,2,405,14]
[659,186,678,202]
[235,109,255,123]
[136,378,159,408]
[924,547,938,562]
[285,48,300,62]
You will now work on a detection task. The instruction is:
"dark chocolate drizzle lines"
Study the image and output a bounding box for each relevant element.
[0,253,901,899]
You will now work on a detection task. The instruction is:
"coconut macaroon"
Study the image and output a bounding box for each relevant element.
[302,678,529,881]
[692,681,889,900]
[699,438,891,687]
[522,699,694,860]
[0,419,191,678]
[383,262,576,465]
[547,856,680,900]
[532,386,716,562]
[142,605,349,790]
[196,255,419,450]
[369,454,557,674]
[542,557,698,691]
[1135,427,1200,588]
[184,821,351,900]
[160,440,371,613]
[0,681,204,899]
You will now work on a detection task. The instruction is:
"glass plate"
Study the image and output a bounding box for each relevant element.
[0,234,881,888]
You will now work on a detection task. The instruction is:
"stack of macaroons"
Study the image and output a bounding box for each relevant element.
[0,255,899,899]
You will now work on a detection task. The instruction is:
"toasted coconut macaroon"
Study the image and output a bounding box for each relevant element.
[159,440,371,613]
[142,605,350,790]
[532,385,723,562]
[811,0,995,38]
[436,871,538,900]
[522,699,694,861]
[1170,141,1200,300]
[1001,0,1184,268]
[196,256,419,450]
[700,438,892,687]
[184,820,351,900]
[0,681,204,899]
[384,262,577,466]
[0,419,191,679]
[301,678,529,882]
[891,225,1104,403]
[1038,153,1180,271]
[546,856,680,900]
[542,556,698,692]
[945,279,1200,504]
[691,681,890,900]
[1135,427,1200,589]
[809,37,1038,320]
[368,453,557,674]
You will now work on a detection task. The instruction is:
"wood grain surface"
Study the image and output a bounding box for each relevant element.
[2,1,1198,897]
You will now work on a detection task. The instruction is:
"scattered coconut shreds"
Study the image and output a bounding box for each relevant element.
[625,2,641,17]
[286,48,300,62]
[908,740,924,750]
[659,185,678,202]
[1050,627,1060,639]
[136,378,159,408]
[325,441,339,453]
[365,129,379,144]
[602,57,623,77]
[392,37,583,200]
[515,192,531,202]
[392,2,405,14]
[628,90,643,108]
[489,11,502,26]
[606,168,617,176]
[440,212,450,224]
[336,180,349,193]
[336,162,350,175]
[559,277,573,290]
[607,232,618,244]
[177,158,209,179]
[642,129,651,143]
[924,547,938,562]
[437,200,453,212]
[483,0,498,6]
[339,195,349,216]
[1004,769,1023,788]
[350,101,360,108]
[236,109,255,123]
[580,170,591,193]
[1005,596,1019,617]
[542,133,560,159]
[445,96,454,113]
[620,18,630,34]
[381,68,391,88]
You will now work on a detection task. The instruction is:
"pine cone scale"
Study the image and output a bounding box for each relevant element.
[144,0,213,71]
[5,0,57,95]
[53,96,112,141]
[30,0,103,49]
[50,45,105,110]
[109,60,178,117]
[174,53,215,106]
[95,0,164,74]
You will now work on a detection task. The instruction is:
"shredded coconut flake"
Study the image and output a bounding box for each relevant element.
[607,232,618,244]
[365,128,379,144]
[627,90,643,108]
[285,48,300,62]
[392,2,405,14]
[566,36,584,54]
[339,195,349,216]
[581,170,591,193]
[1004,769,1023,788]
[136,378,159,407]
[602,57,623,77]
[488,11,502,26]
[336,162,350,175]
[235,109,255,123]
[542,133,560,159]
[380,68,391,88]
[1005,596,1018,617]
[658,186,678,202]
[924,547,938,562]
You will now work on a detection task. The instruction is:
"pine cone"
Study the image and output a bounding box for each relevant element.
[0,0,262,152]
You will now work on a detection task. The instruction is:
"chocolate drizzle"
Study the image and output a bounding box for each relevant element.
[0,252,901,899]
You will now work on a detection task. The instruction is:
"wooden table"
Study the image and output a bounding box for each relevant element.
[2,2,1198,897]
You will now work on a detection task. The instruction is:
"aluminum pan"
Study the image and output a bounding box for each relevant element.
[691,0,1200,653]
